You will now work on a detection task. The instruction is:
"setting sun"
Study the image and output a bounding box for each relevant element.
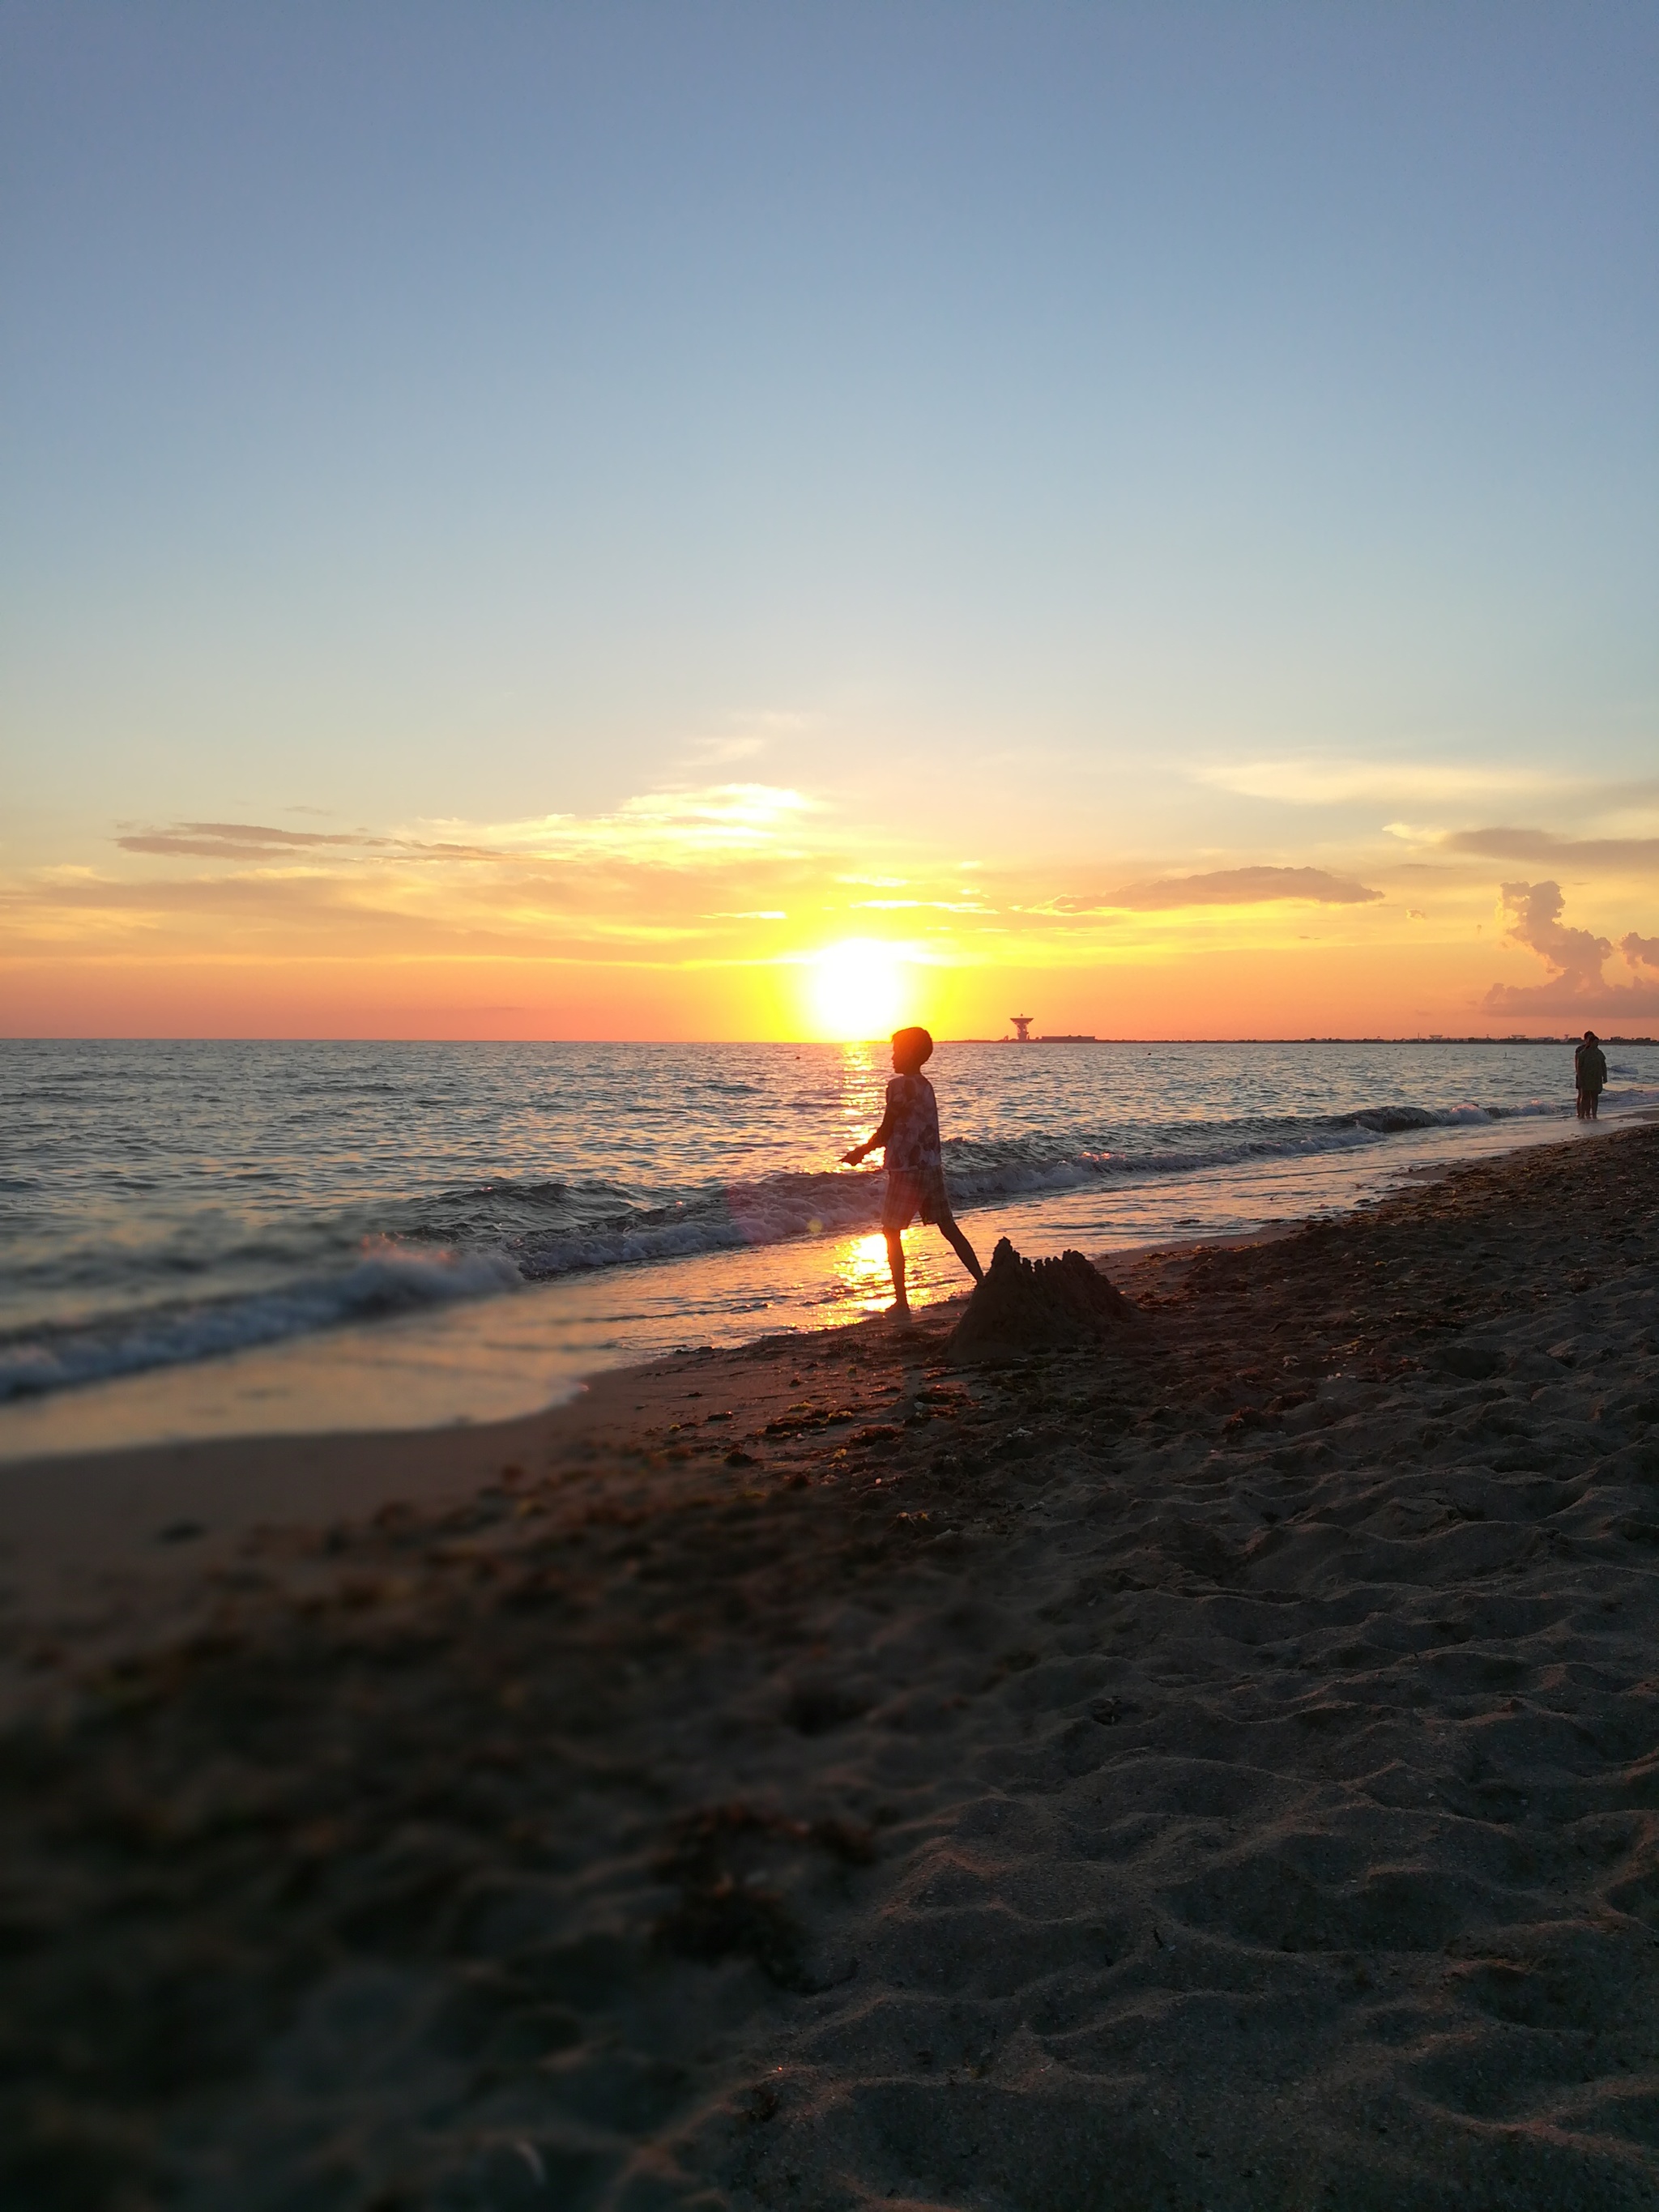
[808,939,907,1041]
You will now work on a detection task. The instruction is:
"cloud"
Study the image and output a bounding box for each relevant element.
[117,821,387,859]
[1195,760,1559,807]
[4,782,908,967]
[0,858,729,959]
[1495,880,1610,989]
[1063,866,1383,913]
[1482,880,1659,1016]
[113,787,819,873]
[1623,931,1659,974]
[851,897,993,914]
[682,710,811,766]
[429,784,818,865]
[1444,826,1659,871]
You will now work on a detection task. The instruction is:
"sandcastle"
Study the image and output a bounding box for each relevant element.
[947,1235,1140,1362]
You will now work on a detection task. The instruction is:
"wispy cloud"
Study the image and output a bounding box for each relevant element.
[109,787,824,871]
[851,898,993,914]
[681,710,812,767]
[1444,826,1659,871]
[117,821,390,859]
[428,784,818,865]
[1196,760,1560,807]
[3,783,884,967]
[1058,866,1383,913]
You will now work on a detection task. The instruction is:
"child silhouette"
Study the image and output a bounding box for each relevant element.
[842,1026,984,1320]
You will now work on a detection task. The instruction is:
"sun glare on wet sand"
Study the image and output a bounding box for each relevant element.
[809,939,906,1041]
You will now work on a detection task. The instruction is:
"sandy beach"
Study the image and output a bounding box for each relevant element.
[2,1126,1657,2210]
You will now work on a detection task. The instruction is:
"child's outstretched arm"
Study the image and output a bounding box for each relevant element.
[842,1100,893,1166]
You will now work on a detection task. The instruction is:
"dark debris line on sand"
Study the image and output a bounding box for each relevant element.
[2,1132,1659,2210]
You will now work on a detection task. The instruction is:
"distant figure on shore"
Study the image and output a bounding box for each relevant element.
[1574,1029,1608,1120]
[842,1026,984,1321]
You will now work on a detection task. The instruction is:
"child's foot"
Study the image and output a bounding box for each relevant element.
[888,1300,915,1328]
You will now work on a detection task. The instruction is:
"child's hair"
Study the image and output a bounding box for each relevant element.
[892,1025,934,1067]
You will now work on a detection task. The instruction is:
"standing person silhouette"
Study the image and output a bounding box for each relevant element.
[842,1026,984,1322]
[1574,1029,1608,1120]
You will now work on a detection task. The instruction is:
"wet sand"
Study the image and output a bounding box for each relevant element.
[2,1127,1657,2209]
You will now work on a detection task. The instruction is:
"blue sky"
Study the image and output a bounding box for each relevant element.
[2,2,1656,1034]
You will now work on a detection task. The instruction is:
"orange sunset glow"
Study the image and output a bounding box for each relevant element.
[5,778,1657,1038]
[2,7,1654,1042]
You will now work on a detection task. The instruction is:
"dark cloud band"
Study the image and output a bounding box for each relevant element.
[1060,866,1382,914]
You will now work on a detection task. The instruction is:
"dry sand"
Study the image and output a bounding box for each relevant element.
[2,1128,1657,2211]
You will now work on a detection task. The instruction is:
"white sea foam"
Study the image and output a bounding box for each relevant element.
[495,1094,1578,1276]
[0,1244,520,1400]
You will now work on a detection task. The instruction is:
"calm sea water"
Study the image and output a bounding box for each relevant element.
[4,1037,1655,1426]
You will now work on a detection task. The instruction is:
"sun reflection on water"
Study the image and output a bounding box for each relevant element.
[834,1229,896,1314]
[837,1039,881,1151]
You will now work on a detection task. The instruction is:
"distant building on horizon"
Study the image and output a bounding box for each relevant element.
[1001,1016,1098,1044]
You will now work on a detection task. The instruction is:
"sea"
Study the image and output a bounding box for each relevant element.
[2,1037,1655,1457]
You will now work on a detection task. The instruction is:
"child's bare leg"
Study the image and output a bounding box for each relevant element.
[937,1209,983,1284]
[884,1229,911,1314]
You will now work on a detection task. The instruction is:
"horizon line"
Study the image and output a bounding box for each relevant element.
[3,1034,1640,1049]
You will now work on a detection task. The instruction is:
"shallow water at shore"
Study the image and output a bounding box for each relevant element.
[0,1089,1636,1460]
[18,1037,1657,1404]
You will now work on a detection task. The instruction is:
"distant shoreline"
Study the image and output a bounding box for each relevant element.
[5,1033,1654,1046]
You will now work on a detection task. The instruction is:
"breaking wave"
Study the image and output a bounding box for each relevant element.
[0,1244,521,1402]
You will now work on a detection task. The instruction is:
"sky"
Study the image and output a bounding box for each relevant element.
[2,0,1656,1039]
